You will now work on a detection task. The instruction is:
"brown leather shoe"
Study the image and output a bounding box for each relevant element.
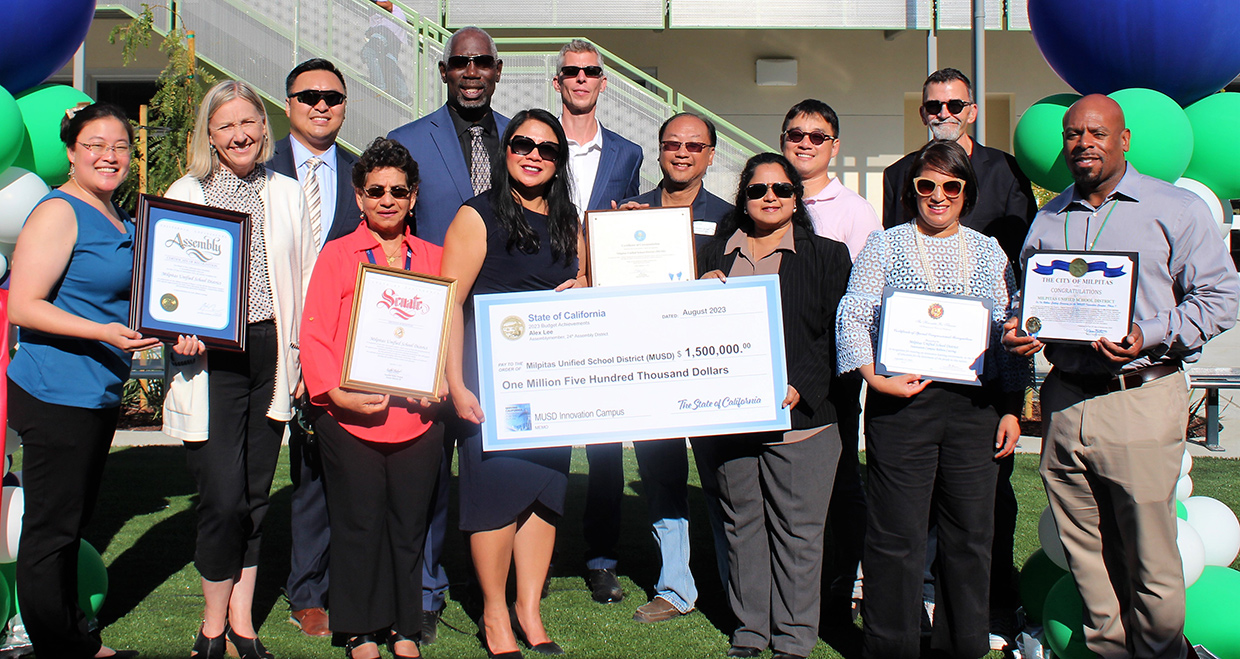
[632,596,691,623]
[289,607,331,636]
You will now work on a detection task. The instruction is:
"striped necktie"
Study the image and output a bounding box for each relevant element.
[304,156,324,250]
[468,125,489,195]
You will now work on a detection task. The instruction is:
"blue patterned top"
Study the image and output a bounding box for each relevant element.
[836,222,1030,391]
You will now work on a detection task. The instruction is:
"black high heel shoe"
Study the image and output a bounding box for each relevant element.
[189,626,226,659]
[344,633,381,659]
[224,627,274,659]
[477,625,523,659]
[386,630,420,659]
[509,607,564,656]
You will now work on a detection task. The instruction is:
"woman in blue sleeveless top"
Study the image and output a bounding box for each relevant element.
[7,102,159,659]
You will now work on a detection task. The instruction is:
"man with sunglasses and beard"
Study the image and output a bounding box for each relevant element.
[387,25,509,643]
[271,57,359,639]
[880,67,1037,651]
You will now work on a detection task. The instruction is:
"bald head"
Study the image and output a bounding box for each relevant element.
[1062,94,1130,197]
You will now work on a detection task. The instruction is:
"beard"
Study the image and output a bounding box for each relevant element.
[928,119,964,142]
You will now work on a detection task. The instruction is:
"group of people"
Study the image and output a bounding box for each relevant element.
[5,22,1237,659]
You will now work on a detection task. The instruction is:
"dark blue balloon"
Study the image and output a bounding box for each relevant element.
[1029,0,1240,107]
[0,0,96,95]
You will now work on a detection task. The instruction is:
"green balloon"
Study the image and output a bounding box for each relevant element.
[0,561,17,618]
[1014,93,1080,194]
[1042,575,1100,659]
[1184,566,1240,656]
[77,539,107,619]
[1183,92,1240,201]
[1019,548,1069,624]
[1178,499,1188,520]
[12,84,92,186]
[0,86,22,173]
[1108,88,1193,184]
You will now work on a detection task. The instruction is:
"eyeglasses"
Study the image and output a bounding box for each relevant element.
[913,176,966,199]
[508,135,561,160]
[78,142,132,156]
[745,182,797,200]
[289,90,346,108]
[922,99,973,115]
[559,65,603,79]
[782,129,836,146]
[362,185,414,199]
[445,54,497,70]
[660,140,712,153]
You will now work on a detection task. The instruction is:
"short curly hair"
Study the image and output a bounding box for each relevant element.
[352,137,420,190]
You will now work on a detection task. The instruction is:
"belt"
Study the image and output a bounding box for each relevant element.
[1053,362,1181,395]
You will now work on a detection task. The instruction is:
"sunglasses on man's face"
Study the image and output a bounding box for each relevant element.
[559,65,604,79]
[922,99,972,115]
[446,54,497,70]
[913,177,966,199]
[508,135,561,160]
[660,140,711,153]
[290,90,346,107]
[362,185,414,199]
[745,182,797,200]
[782,129,835,146]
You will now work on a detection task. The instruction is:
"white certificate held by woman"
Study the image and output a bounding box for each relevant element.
[341,264,456,400]
[585,206,697,287]
[875,287,994,386]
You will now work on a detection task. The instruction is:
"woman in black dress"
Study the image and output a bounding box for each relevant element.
[441,108,581,659]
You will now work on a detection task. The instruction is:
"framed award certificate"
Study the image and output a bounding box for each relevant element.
[340,263,456,401]
[875,287,994,386]
[1019,250,1138,344]
[130,194,249,351]
[584,207,697,287]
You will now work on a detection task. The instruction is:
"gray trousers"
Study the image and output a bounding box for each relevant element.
[694,426,840,656]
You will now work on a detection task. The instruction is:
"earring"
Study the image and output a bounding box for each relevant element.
[68,164,75,179]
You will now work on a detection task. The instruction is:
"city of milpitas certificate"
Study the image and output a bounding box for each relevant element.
[1019,250,1137,343]
[473,276,791,450]
[585,207,697,287]
[875,287,994,386]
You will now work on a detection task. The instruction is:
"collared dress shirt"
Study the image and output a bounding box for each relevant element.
[804,177,882,262]
[289,138,340,248]
[566,120,604,217]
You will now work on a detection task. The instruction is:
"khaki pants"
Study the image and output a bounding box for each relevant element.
[1039,369,1188,659]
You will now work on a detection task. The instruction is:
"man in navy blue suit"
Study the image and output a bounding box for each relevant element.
[386,25,508,643]
[551,38,646,607]
[268,58,359,639]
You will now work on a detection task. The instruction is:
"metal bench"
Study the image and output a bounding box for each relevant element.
[1187,367,1240,452]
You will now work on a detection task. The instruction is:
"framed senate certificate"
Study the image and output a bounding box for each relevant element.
[1020,250,1138,344]
[340,264,456,401]
[584,207,697,287]
[875,287,994,386]
[130,194,249,351]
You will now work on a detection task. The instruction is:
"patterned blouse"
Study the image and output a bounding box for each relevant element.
[202,164,275,323]
[836,221,1030,392]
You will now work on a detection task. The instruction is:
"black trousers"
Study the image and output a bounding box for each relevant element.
[185,321,285,581]
[862,384,1000,659]
[582,442,623,570]
[823,376,866,618]
[285,419,331,610]
[317,413,443,637]
[8,379,118,658]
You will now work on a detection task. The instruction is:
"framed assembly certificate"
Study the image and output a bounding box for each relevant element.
[341,264,455,401]
[473,275,790,450]
[1020,250,1138,344]
[130,194,249,351]
[584,207,697,287]
[875,287,994,386]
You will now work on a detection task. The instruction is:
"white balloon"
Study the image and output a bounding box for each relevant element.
[1038,506,1070,571]
[1183,496,1240,567]
[1178,517,1206,588]
[1176,474,1194,501]
[0,486,22,563]
[3,428,18,457]
[0,167,50,244]
[1174,177,1230,235]
[1180,450,1193,478]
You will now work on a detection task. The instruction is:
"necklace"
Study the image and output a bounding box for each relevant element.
[1065,198,1118,251]
[382,242,402,265]
[913,221,968,292]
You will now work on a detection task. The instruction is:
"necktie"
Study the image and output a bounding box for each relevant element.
[303,156,324,250]
[468,125,489,195]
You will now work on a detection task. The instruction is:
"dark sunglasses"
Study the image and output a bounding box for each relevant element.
[660,140,711,153]
[745,182,797,200]
[913,177,966,199]
[559,65,604,79]
[446,54,497,70]
[508,135,561,160]
[922,99,972,115]
[290,90,346,107]
[782,129,835,146]
[362,185,414,199]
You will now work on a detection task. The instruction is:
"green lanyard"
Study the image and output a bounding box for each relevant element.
[1065,198,1118,251]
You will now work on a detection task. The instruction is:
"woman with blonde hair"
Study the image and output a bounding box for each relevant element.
[163,79,316,659]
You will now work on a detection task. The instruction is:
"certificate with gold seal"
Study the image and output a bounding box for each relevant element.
[875,287,994,386]
[1019,250,1137,344]
[584,207,697,287]
[341,264,456,401]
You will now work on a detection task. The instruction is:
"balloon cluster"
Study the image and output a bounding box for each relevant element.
[1021,450,1240,658]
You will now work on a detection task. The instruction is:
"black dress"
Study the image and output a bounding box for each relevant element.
[457,194,577,532]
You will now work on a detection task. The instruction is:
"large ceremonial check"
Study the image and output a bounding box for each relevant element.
[875,287,993,386]
[1019,250,1137,343]
[130,194,249,351]
[474,276,790,450]
[585,207,697,287]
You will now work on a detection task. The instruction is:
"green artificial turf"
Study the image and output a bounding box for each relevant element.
[36,446,1238,659]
